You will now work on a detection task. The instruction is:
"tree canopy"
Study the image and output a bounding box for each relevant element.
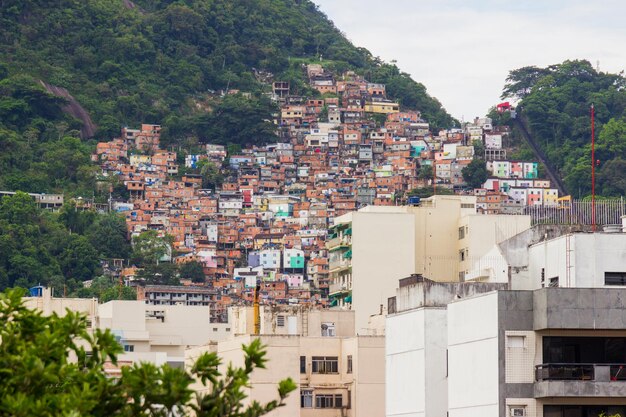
[502,60,626,197]
[0,288,296,416]
[0,193,130,292]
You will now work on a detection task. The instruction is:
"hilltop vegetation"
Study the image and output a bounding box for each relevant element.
[0,0,454,196]
[501,60,626,197]
[0,192,130,291]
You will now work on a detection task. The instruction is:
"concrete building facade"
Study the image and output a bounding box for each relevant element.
[330,196,530,333]
[386,279,626,417]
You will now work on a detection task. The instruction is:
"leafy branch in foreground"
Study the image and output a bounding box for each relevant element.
[0,288,296,417]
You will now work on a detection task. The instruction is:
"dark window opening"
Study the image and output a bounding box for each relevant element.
[605,272,626,286]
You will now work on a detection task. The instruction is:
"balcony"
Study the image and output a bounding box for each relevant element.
[535,363,626,397]
[328,258,350,273]
[326,235,351,250]
[329,282,349,296]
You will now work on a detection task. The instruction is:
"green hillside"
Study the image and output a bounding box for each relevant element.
[500,60,626,197]
[0,0,454,194]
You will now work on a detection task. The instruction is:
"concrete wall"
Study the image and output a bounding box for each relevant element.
[352,210,416,333]
[386,307,448,417]
[386,309,428,417]
[191,334,385,417]
[98,300,228,363]
[533,287,626,330]
[447,292,500,417]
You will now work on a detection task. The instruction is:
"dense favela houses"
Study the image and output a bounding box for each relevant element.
[90,63,564,316]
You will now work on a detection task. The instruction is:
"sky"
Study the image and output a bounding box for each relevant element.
[313,0,626,122]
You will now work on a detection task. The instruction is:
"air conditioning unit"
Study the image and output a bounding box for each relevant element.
[510,407,526,417]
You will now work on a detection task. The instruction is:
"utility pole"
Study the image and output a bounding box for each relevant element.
[591,104,596,232]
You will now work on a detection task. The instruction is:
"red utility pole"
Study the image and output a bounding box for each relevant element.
[433,161,436,196]
[591,104,596,231]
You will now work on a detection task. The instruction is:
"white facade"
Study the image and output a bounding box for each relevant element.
[447,293,500,416]
[260,249,281,269]
[527,232,626,289]
[386,308,447,417]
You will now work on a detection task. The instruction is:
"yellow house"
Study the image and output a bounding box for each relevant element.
[364,100,399,114]
[129,154,152,166]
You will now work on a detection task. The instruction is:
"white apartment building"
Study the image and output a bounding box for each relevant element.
[386,277,626,417]
[466,225,626,289]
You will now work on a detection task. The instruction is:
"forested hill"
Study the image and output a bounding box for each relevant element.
[0,0,453,138]
[500,60,626,198]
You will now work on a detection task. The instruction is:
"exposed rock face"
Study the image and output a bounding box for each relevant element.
[40,81,97,138]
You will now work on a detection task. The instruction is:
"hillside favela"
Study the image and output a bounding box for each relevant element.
[2,1,626,416]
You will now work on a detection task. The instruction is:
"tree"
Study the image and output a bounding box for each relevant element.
[137,263,181,286]
[72,275,137,302]
[197,160,224,190]
[88,213,131,259]
[180,261,206,283]
[417,165,433,181]
[58,234,100,282]
[471,139,485,160]
[0,288,296,416]
[407,187,454,199]
[132,230,171,267]
[462,159,489,189]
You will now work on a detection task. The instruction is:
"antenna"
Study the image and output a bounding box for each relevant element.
[591,104,596,232]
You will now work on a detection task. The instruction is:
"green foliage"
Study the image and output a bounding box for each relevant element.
[191,338,298,417]
[0,288,295,416]
[87,213,132,259]
[0,0,453,155]
[471,139,485,160]
[417,165,433,180]
[462,160,489,189]
[196,159,224,190]
[502,60,626,196]
[0,192,130,291]
[137,263,181,286]
[0,75,94,195]
[72,275,137,302]
[407,187,454,199]
[131,230,171,267]
[180,261,206,283]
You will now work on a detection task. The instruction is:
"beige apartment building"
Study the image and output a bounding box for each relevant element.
[186,308,384,417]
[329,195,531,332]
[23,287,98,323]
[97,300,231,367]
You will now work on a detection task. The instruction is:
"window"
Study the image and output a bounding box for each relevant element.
[548,277,559,288]
[277,315,285,327]
[605,272,626,286]
[509,406,526,416]
[458,226,465,240]
[300,356,306,374]
[347,355,353,374]
[315,394,343,409]
[312,356,339,374]
[300,390,313,408]
[124,345,134,352]
[321,322,336,337]
[459,250,465,262]
[507,335,525,348]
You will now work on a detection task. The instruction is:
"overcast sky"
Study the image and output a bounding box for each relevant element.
[314,0,626,122]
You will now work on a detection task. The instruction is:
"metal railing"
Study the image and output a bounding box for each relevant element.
[536,363,626,381]
[536,363,594,381]
[524,199,626,227]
